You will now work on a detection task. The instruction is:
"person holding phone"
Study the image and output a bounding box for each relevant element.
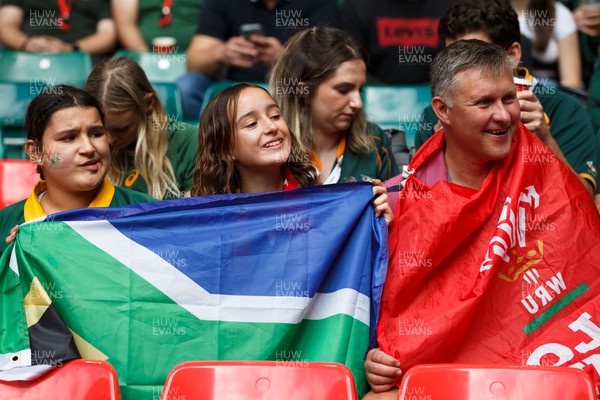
[177,0,341,121]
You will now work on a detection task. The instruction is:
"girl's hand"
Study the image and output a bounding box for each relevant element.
[5,225,19,245]
[371,179,393,225]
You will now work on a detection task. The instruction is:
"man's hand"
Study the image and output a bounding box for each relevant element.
[365,348,402,393]
[250,35,283,67]
[574,4,600,37]
[518,89,594,195]
[24,35,72,53]
[23,36,52,52]
[44,36,74,52]
[517,89,551,141]
[222,36,259,68]
[371,179,393,226]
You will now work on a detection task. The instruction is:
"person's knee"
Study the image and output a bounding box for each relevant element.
[177,72,213,95]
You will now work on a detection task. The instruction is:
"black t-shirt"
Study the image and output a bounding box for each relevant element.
[342,0,454,84]
[196,0,341,81]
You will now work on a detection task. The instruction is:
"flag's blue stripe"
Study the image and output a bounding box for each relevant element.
[44,184,383,298]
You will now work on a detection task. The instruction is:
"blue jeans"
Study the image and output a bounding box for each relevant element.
[176,71,215,122]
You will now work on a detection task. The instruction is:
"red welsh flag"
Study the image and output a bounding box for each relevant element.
[377,123,600,387]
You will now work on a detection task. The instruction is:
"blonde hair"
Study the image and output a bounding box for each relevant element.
[269,26,373,154]
[85,57,180,199]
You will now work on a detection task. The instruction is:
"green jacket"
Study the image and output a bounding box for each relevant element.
[339,124,400,182]
[122,121,197,199]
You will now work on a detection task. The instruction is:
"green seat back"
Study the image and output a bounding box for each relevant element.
[363,84,432,148]
[152,82,184,121]
[0,81,46,159]
[115,50,186,83]
[0,50,92,158]
[0,50,91,85]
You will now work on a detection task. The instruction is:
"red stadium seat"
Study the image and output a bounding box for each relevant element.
[398,364,596,400]
[0,159,39,209]
[0,359,121,400]
[161,361,359,400]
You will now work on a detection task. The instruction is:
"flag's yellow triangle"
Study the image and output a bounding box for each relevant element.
[23,276,108,361]
[70,329,109,361]
[24,277,51,328]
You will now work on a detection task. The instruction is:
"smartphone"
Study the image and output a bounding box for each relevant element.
[240,23,264,40]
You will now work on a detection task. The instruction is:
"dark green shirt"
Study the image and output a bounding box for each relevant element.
[122,121,197,199]
[339,124,400,182]
[5,0,111,43]
[137,0,203,50]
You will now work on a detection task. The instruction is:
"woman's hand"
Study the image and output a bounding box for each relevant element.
[371,179,393,225]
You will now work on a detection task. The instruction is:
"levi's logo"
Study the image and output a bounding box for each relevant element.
[377,18,440,48]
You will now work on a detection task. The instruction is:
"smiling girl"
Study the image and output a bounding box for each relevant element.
[0,85,154,254]
[190,83,392,224]
[192,83,316,195]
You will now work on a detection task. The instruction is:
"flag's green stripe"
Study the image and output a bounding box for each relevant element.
[17,223,369,399]
[121,317,368,399]
[0,247,29,357]
[523,282,589,335]
[123,315,370,400]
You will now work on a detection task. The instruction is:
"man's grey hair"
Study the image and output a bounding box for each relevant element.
[430,39,516,106]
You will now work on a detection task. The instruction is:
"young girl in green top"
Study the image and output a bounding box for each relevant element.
[1,85,153,254]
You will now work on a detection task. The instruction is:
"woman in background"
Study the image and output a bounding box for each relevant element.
[510,0,583,88]
[269,26,399,184]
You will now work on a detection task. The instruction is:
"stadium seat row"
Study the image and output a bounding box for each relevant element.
[0,50,431,159]
[0,359,595,400]
[0,50,184,158]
